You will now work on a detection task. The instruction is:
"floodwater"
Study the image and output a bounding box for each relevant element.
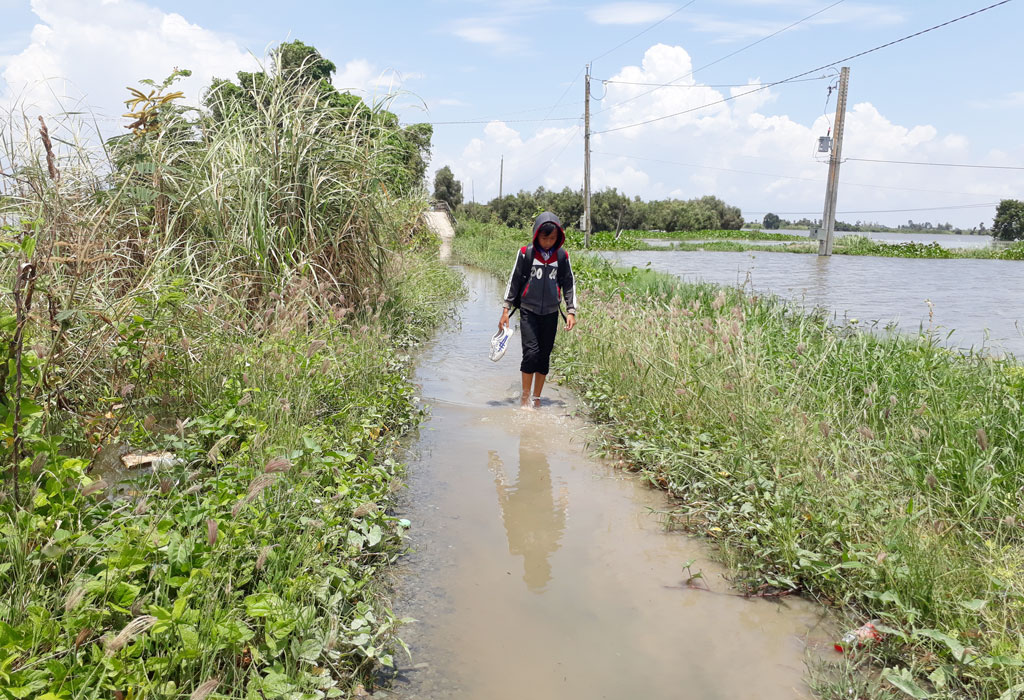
[385,266,831,699]
[645,238,792,247]
[603,249,1024,358]
[645,231,1001,250]
[801,230,997,249]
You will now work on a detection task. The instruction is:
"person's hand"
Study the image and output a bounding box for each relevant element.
[499,308,510,331]
[565,313,576,331]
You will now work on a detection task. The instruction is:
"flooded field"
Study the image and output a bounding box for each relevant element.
[384,267,831,699]
[603,249,1024,358]
[645,231,1003,249]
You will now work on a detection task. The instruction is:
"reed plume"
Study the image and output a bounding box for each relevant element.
[104,615,157,655]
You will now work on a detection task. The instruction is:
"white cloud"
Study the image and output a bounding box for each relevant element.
[437,121,581,201]
[587,3,674,25]
[451,18,522,51]
[671,3,904,43]
[333,59,416,99]
[969,91,1024,109]
[507,43,1024,226]
[1,0,257,122]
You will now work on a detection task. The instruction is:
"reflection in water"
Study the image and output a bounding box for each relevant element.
[488,439,569,592]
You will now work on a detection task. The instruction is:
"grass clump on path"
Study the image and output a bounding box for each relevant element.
[455,219,1024,700]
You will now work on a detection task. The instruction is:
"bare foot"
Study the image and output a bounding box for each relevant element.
[531,395,541,409]
[520,392,532,409]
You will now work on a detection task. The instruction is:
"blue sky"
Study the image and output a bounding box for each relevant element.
[2,0,1022,226]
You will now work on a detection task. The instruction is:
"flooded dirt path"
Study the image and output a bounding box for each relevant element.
[385,266,831,699]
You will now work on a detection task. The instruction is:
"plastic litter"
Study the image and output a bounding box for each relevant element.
[489,325,514,362]
[834,620,882,652]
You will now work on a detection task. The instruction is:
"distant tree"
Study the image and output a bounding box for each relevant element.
[433,166,463,209]
[276,40,336,85]
[992,199,1024,240]
[763,213,781,229]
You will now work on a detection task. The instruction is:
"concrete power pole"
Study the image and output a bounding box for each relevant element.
[499,155,503,200]
[584,64,592,249]
[819,66,849,257]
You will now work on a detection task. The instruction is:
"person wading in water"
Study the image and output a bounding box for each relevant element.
[498,212,577,408]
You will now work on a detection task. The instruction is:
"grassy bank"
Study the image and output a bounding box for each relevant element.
[1,56,460,698]
[628,228,807,242]
[608,231,1024,260]
[455,219,1024,700]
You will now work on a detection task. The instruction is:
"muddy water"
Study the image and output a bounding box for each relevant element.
[604,249,1024,358]
[386,266,830,699]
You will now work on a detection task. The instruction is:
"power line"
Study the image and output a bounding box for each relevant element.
[543,67,587,122]
[592,151,1012,197]
[425,115,581,126]
[420,100,584,127]
[589,1,699,64]
[593,0,1016,135]
[745,203,997,216]
[592,0,845,116]
[520,126,583,191]
[597,75,829,88]
[846,157,1024,171]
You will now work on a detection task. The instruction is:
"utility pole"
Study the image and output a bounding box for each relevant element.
[819,66,849,257]
[498,156,504,200]
[583,63,592,249]
[471,179,475,203]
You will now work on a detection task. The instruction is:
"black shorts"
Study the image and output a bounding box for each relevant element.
[519,309,559,375]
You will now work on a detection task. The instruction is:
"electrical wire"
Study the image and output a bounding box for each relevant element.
[520,126,583,191]
[845,157,1024,171]
[593,151,1013,197]
[589,1,699,64]
[592,0,845,115]
[543,67,587,122]
[597,75,829,88]
[593,0,1017,135]
[744,203,998,215]
[424,115,581,126]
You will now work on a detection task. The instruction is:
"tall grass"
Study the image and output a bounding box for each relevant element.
[455,219,1024,699]
[0,63,460,697]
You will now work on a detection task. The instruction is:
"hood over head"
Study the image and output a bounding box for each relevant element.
[532,211,565,250]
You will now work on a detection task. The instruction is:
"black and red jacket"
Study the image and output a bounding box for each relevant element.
[503,212,577,316]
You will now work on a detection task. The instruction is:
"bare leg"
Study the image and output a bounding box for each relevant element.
[532,373,546,407]
[521,372,532,407]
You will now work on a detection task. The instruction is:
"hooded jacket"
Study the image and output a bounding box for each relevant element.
[503,212,577,316]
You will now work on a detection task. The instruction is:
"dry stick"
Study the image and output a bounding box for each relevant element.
[5,117,62,502]
[8,261,37,505]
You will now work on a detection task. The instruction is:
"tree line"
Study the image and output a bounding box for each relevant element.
[762,199,1024,240]
[433,166,743,232]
